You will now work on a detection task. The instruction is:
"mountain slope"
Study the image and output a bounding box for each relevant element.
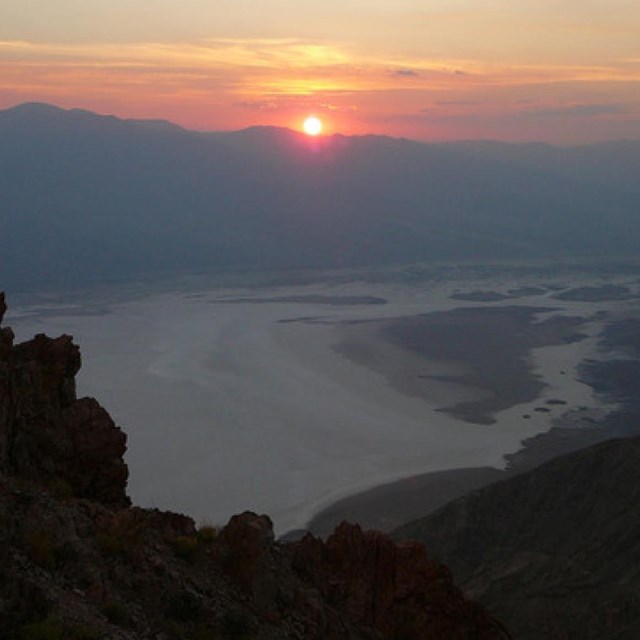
[2,103,640,290]
[394,437,640,639]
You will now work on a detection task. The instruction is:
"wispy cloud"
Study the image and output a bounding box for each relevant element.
[1,37,639,141]
[522,103,629,117]
[435,99,481,106]
[387,68,419,78]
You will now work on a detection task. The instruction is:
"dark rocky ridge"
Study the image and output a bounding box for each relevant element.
[0,293,129,505]
[394,437,640,639]
[0,293,509,639]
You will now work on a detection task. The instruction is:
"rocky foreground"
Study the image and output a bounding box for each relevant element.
[0,293,509,639]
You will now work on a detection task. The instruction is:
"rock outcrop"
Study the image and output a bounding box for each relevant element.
[0,293,510,639]
[0,293,129,505]
[291,522,510,639]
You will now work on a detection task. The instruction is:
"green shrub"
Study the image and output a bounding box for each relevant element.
[25,530,55,569]
[190,623,218,640]
[96,531,127,558]
[165,591,203,622]
[169,535,199,563]
[219,611,256,639]
[196,525,218,545]
[67,625,101,640]
[163,620,184,639]
[18,616,100,640]
[102,601,128,626]
[50,478,74,500]
[19,616,63,640]
[54,541,79,566]
[96,510,148,559]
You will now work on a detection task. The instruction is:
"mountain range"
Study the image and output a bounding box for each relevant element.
[2,102,640,290]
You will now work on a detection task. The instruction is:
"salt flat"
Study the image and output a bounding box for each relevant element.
[7,265,633,534]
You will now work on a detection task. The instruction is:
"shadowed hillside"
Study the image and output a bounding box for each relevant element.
[394,437,640,639]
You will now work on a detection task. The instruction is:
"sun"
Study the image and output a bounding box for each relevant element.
[303,116,323,136]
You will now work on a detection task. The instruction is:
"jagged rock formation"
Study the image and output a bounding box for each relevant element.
[0,293,129,505]
[394,437,640,639]
[292,522,510,639]
[0,293,510,639]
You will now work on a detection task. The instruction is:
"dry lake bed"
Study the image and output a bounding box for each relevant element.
[7,261,640,534]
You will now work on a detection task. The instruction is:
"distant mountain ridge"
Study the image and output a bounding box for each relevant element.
[2,102,640,290]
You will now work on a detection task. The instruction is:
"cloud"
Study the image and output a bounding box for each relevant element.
[233,100,279,111]
[435,99,481,106]
[232,95,358,114]
[525,103,628,117]
[387,69,419,78]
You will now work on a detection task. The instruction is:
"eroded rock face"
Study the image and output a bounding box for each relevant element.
[0,293,129,505]
[291,521,511,640]
[218,511,275,591]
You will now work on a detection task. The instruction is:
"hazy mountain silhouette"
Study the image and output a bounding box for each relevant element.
[2,102,639,289]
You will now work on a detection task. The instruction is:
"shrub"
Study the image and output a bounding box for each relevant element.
[18,616,100,640]
[25,530,55,569]
[190,623,218,640]
[102,601,128,626]
[96,531,127,558]
[165,591,203,622]
[67,625,101,640]
[196,525,218,545]
[19,616,63,640]
[97,509,148,559]
[50,478,74,500]
[219,611,256,639]
[54,541,79,566]
[169,535,199,563]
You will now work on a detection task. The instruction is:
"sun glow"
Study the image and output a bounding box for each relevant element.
[303,116,323,136]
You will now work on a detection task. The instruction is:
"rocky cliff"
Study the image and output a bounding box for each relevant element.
[394,437,640,639]
[0,293,129,505]
[0,293,510,639]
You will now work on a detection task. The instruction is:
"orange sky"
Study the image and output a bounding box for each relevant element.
[1,1,639,143]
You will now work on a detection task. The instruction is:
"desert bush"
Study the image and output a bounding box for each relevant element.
[97,509,148,559]
[196,525,218,545]
[19,616,63,640]
[67,625,101,640]
[219,611,256,639]
[189,623,219,640]
[169,535,199,563]
[49,478,73,500]
[96,531,127,558]
[25,530,55,569]
[54,541,79,566]
[165,591,204,622]
[18,616,100,640]
[102,601,128,626]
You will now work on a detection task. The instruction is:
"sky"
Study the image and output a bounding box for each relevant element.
[1,1,639,143]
